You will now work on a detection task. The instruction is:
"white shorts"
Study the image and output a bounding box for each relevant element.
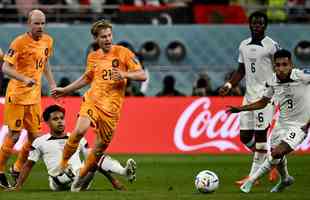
[240,98,274,130]
[270,122,307,150]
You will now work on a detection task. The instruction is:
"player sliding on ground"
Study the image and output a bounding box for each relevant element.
[9,105,136,191]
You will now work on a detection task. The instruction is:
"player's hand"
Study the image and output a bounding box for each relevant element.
[218,84,231,96]
[111,68,125,81]
[51,87,66,98]
[24,77,36,87]
[226,106,242,113]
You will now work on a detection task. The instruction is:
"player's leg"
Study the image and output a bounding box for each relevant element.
[10,104,42,186]
[250,129,268,176]
[61,116,91,170]
[0,104,24,188]
[270,125,306,192]
[98,155,137,182]
[71,113,117,192]
[98,169,126,190]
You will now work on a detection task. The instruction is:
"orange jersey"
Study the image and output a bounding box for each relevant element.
[84,45,142,117]
[3,33,53,105]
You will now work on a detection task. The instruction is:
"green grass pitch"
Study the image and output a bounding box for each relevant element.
[0,154,309,200]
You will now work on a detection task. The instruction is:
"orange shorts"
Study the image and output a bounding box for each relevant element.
[79,101,119,145]
[4,103,41,134]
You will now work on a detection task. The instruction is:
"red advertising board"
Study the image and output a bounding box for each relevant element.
[0,97,309,154]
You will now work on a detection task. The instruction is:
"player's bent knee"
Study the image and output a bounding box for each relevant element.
[271,148,285,159]
[268,154,281,165]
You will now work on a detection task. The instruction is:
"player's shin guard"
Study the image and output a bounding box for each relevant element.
[249,142,267,177]
[61,137,80,170]
[0,136,14,172]
[14,141,32,172]
[98,155,126,175]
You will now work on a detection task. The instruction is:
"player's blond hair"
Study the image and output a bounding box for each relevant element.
[91,20,112,37]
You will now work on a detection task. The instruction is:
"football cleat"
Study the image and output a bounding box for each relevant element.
[240,180,253,193]
[125,158,136,183]
[9,166,20,187]
[235,176,259,186]
[0,173,11,189]
[270,176,294,193]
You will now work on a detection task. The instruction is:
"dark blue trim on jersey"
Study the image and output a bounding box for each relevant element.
[47,135,69,140]
[247,40,264,47]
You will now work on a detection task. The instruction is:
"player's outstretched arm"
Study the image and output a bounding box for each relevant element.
[112,68,146,82]
[9,160,35,191]
[2,62,35,87]
[227,96,271,113]
[219,63,245,96]
[51,75,89,98]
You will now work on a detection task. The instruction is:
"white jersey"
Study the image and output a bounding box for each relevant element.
[238,36,279,102]
[28,133,87,176]
[264,68,310,125]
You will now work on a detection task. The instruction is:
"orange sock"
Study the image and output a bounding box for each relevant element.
[14,141,31,172]
[60,136,79,170]
[79,151,98,177]
[0,136,15,172]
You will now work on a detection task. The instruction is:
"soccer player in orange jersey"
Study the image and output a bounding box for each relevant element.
[0,9,56,189]
[51,20,146,191]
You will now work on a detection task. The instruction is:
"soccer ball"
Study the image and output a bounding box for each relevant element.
[195,170,219,193]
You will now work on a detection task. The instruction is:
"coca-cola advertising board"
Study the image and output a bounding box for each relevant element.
[0,97,309,154]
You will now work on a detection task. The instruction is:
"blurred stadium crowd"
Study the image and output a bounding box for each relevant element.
[0,0,310,23]
[0,0,310,97]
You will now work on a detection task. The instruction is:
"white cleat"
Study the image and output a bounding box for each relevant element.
[125,158,137,183]
[270,176,294,193]
[240,180,253,193]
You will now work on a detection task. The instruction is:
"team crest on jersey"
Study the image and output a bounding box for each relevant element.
[112,59,119,68]
[44,48,49,56]
[87,109,93,117]
[7,49,15,57]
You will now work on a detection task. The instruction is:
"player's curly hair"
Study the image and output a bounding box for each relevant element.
[249,11,268,27]
[43,104,65,122]
[90,19,112,37]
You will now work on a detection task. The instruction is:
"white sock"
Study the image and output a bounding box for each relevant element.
[98,156,126,176]
[277,156,289,181]
[249,152,266,177]
[249,158,272,182]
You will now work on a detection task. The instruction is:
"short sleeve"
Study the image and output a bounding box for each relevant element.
[3,38,21,66]
[238,43,244,64]
[270,41,280,55]
[48,37,54,57]
[124,49,142,71]
[263,82,274,99]
[28,139,42,162]
[83,54,96,82]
